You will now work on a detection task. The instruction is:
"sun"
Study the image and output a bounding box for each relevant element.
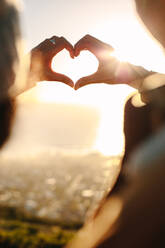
[93,17,165,72]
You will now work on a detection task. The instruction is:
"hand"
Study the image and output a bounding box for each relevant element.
[74,35,150,90]
[30,36,74,88]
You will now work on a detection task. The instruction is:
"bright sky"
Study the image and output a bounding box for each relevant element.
[17,0,165,156]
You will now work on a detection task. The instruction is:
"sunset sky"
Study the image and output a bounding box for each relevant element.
[4,0,165,156]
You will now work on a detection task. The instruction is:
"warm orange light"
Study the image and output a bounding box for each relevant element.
[51,49,99,82]
[21,14,165,156]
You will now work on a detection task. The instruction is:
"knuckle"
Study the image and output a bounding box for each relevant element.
[52,35,58,39]
[60,36,65,41]
[85,34,91,39]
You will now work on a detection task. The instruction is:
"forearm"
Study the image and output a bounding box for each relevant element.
[115,61,156,91]
[8,52,36,98]
[11,50,42,97]
[128,64,156,91]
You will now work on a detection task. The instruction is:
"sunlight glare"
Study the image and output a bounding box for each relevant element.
[110,50,129,63]
[20,0,165,157]
[93,18,165,72]
[51,49,99,82]
[26,9,165,157]
[94,85,135,156]
[34,82,135,156]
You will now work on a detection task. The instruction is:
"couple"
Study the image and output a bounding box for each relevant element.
[2,0,165,248]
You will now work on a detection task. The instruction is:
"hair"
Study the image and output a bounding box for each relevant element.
[0,0,20,96]
[0,0,20,147]
[0,97,16,148]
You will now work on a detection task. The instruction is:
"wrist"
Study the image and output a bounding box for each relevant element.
[115,62,154,90]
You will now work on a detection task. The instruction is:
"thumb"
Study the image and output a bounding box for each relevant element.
[74,72,102,90]
[44,71,74,88]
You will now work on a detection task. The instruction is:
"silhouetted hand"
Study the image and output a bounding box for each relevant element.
[74,35,150,90]
[30,36,74,88]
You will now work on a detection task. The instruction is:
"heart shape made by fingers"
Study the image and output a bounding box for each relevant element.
[51,49,99,84]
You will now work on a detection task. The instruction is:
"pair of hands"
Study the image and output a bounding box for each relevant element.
[30,35,149,91]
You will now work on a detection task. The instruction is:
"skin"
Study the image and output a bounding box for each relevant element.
[1,1,75,98]
[17,1,165,94]
[74,35,151,90]
[66,1,165,247]
[30,34,152,92]
[73,0,165,91]
[27,36,75,92]
[135,0,165,47]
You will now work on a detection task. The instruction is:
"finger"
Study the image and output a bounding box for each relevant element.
[59,37,74,59]
[74,34,114,58]
[40,36,74,59]
[74,35,95,57]
[49,35,60,41]
[39,36,61,51]
[49,36,74,58]
[83,34,114,51]
[31,37,60,61]
[74,72,102,90]
[45,71,74,88]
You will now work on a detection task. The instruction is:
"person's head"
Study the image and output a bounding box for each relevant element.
[0,0,21,148]
[0,0,21,97]
[135,0,165,47]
